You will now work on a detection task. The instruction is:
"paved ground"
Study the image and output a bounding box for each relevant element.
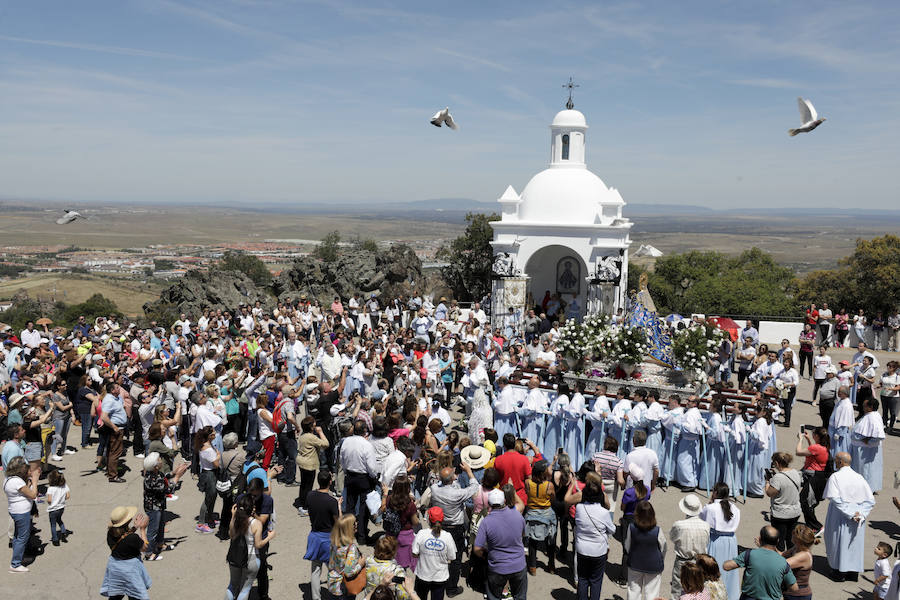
[3,347,899,600]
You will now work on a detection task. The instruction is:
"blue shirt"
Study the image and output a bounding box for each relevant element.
[1,440,25,470]
[474,506,527,575]
[103,393,128,426]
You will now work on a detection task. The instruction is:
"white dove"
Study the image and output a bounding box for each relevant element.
[430,107,458,130]
[56,209,84,225]
[788,97,826,136]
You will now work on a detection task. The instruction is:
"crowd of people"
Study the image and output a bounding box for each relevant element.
[1,293,899,600]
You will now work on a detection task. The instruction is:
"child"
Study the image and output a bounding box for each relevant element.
[696,553,727,600]
[46,470,71,546]
[679,561,711,600]
[874,542,893,600]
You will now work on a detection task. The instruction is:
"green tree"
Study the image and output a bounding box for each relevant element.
[313,231,341,263]
[154,259,177,271]
[796,234,900,314]
[61,293,120,325]
[356,239,379,253]
[439,212,499,301]
[644,247,798,316]
[219,250,272,286]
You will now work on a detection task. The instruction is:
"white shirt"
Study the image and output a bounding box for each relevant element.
[813,354,833,379]
[853,411,886,443]
[699,500,740,533]
[754,359,784,382]
[624,446,659,489]
[881,373,900,398]
[431,405,451,428]
[523,387,549,412]
[381,449,408,488]
[494,385,518,415]
[853,350,879,369]
[192,403,223,433]
[20,328,41,349]
[412,529,457,583]
[340,435,378,478]
[3,477,32,515]
[574,503,616,556]
[824,465,874,506]
[680,407,705,436]
[778,368,799,387]
[536,350,556,364]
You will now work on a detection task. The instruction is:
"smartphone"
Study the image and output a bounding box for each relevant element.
[557,447,564,456]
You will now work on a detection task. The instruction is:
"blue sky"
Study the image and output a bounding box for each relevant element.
[1,1,898,208]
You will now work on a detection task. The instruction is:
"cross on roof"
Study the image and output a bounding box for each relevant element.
[562,76,579,110]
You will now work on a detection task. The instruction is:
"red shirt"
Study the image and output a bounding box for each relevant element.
[806,309,819,326]
[494,451,533,503]
[802,444,828,471]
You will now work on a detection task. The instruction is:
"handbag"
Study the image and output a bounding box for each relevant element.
[343,549,367,596]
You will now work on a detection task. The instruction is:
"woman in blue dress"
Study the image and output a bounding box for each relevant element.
[726,408,748,495]
[563,382,586,467]
[699,483,741,600]
[746,406,772,498]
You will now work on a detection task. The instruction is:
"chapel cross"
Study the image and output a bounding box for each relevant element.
[562,76,579,109]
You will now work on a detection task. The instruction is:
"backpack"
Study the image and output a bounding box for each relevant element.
[271,398,289,433]
[216,454,239,495]
[382,506,403,536]
[226,533,248,568]
[230,463,264,499]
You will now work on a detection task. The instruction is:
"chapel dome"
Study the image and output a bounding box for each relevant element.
[517,167,624,225]
[551,109,587,128]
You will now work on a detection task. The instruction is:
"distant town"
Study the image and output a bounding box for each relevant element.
[0,238,450,282]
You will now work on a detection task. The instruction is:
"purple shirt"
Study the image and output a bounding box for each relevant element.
[474,507,526,575]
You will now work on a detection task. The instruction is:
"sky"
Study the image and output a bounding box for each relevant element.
[1,0,899,209]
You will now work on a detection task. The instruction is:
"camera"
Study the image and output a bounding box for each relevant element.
[764,468,775,480]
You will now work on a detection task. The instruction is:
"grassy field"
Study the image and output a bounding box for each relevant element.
[0,273,165,317]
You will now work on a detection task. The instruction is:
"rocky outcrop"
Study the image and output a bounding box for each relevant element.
[273,245,422,304]
[144,269,273,317]
[144,245,423,318]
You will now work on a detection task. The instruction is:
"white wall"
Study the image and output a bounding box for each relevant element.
[757,321,804,345]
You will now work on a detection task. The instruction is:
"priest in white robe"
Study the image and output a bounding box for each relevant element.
[851,397,885,492]
[584,386,611,456]
[824,452,875,581]
[828,386,855,457]
[563,382,586,466]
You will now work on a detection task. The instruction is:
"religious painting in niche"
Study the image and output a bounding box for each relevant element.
[556,257,581,295]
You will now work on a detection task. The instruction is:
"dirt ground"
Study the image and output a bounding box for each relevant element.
[2,346,898,600]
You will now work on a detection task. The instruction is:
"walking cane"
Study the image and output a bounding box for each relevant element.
[700,426,711,498]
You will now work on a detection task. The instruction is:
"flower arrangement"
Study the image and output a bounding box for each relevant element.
[556,321,590,360]
[614,325,649,366]
[672,323,727,383]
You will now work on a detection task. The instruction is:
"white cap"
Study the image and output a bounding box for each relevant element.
[488,489,506,506]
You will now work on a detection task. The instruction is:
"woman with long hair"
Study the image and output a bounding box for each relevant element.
[327,514,366,600]
[778,356,800,427]
[382,475,420,570]
[695,554,726,600]
[571,471,615,600]
[525,459,557,574]
[782,525,817,600]
[225,494,276,600]
[194,425,220,534]
[623,500,666,600]
[699,483,740,600]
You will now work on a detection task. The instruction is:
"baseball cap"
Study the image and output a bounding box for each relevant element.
[427,506,445,523]
[487,489,505,507]
[839,360,849,366]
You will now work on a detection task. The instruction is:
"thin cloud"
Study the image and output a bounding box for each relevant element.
[729,78,801,90]
[433,47,511,72]
[0,34,206,61]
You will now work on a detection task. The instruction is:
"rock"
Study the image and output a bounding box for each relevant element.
[144,269,273,317]
[272,245,422,305]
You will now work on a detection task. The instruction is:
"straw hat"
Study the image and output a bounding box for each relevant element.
[678,493,702,517]
[7,393,25,409]
[109,506,138,527]
[460,445,490,469]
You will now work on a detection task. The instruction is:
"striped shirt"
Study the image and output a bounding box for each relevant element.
[593,450,623,482]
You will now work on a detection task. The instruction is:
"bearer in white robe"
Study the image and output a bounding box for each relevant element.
[493,377,519,440]
[675,396,708,490]
[520,376,548,443]
[641,391,666,455]
[851,397,886,492]
[829,386,855,457]
[608,389,633,459]
[824,452,875,581]
[584,386,611,456]
[563,382,587,467]
[660,395,684,486]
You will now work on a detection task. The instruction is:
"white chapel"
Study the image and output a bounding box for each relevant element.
[490,98,633,326]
